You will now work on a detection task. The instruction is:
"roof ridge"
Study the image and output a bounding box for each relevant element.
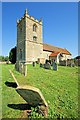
[43,43,71,55]
[43,43,65,51]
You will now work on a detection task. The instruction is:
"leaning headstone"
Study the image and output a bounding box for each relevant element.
[16,85,48,117]
[52,60,58,71]
[9,70,48,117]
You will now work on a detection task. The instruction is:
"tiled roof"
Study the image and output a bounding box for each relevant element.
[49,52,60,57]
[43,43,71,55]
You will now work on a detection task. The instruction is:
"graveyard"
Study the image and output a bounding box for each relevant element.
[1,64,78,118]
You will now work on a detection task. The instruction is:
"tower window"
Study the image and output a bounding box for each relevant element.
[33,24,37,32]
[33,36,37,41]
[20,49,22,59]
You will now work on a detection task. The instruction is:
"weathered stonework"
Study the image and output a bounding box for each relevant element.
[16,9,72,74]
[16,9,43,64]
[16,9,43,74]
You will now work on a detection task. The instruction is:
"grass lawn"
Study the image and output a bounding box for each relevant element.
[1,64,78,118]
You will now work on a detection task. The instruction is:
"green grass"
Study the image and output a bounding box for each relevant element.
[1,64,78,118]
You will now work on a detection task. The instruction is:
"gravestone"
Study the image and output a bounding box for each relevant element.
[71,61,75,67]
[44,62,51,69]
[9,69,48,117]
[40,63,43,67]
[32,62,35,67]
[15,61,27,76]
[16,85,48,117]
[52,61,58,71]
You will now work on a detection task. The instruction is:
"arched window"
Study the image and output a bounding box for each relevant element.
[33,24,37,32]
[33,36,37,41]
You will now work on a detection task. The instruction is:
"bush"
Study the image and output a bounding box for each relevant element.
[0,56,9,62]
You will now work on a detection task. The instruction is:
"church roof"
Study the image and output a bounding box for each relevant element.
[43,43,71,55]
[49,52,60,57]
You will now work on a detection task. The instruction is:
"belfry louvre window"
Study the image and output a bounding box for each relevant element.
[33,24,37,32]
[33,36,37,41]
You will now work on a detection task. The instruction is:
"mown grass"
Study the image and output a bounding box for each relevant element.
[1,64,78,118]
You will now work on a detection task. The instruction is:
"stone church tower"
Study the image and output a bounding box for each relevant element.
[16,9,43,64]
[16,9,71,75]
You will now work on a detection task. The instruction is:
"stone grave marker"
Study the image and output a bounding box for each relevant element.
[52,60,58,71]
[16,86,48,117]
[40,63,43,67]
[9,69,48,117]
[32,62,35,67]
[44,62,51,69]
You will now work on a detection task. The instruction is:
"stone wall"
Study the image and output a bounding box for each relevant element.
[43,51,51,60]
[16,10,43,74]
[49,54,60,63]
[25,12,43,63]
[26,16,42,44]
[27,41,43,62]
[43,51,72,64]
[17,10,43,63]
[17,17,26,62]
[59,59,75,66]
[59,54,72,61]
[38,58,45,64]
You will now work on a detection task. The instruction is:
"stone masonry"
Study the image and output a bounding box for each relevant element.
[16,9,43,74]
[16,9,43,64]
[16,9,72,75]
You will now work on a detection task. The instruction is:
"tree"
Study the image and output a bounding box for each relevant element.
[4,56,9,61]
[0,56,4,61]
[9,47,16,64]
[0,56,9,62]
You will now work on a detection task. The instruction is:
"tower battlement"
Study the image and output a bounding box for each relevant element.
[17,9,42,25]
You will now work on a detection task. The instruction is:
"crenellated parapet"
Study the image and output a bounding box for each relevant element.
[17,9,42,25]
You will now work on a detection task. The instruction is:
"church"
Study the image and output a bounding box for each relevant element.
[16,9,71,65]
